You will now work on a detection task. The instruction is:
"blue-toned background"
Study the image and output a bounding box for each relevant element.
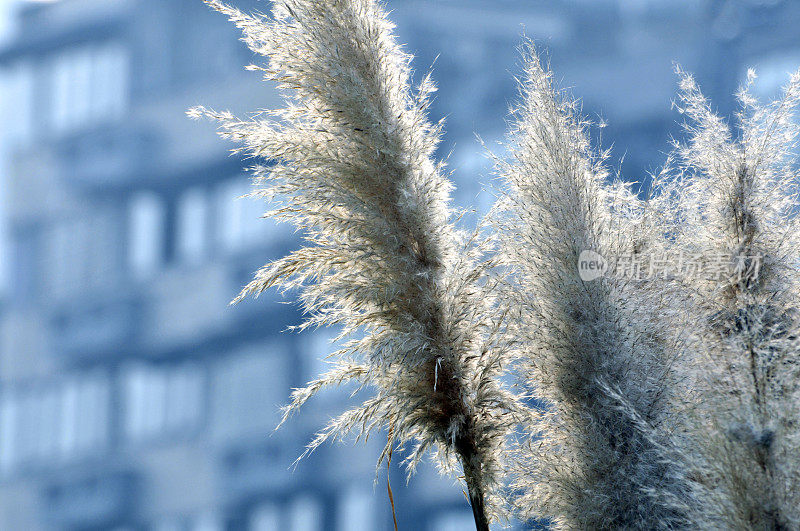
[0,0,795,529]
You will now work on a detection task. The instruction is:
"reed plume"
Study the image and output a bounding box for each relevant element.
[654,67,800,529]
[190,1,522,527]
[492,46,694,529]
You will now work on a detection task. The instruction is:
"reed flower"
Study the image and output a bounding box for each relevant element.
[190,1,522,527]
[654,67,800,529]
[492,47,694,530]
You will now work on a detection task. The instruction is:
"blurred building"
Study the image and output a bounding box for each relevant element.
[0,0,388,529]
[0,0,797,530]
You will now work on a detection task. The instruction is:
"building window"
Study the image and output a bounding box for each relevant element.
[93,43,130,121]
[128,191,165,278]
[336,486,376,531]
[288,495,323,531]
[429,510,476,531]
[123,362,204,442]
[60,374,111,457]
[0,61,34,144]
[177,187,208,264]
[192,512,224,531]
[0,373,111,475]
[250,502,281,531]
[215,177,273,253]
[50,42,129,133]
[248,497,323,531]
[0,397,17,474]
